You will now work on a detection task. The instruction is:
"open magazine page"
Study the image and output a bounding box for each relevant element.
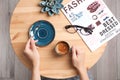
[61,0,120,51]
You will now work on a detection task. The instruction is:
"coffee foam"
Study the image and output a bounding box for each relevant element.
[55,42,69,55]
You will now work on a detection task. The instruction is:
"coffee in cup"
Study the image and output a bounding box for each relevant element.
[55,41,70,55]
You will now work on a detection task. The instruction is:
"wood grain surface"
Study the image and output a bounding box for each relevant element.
[10,0,107,78]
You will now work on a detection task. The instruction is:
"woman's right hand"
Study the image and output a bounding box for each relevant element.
[24,38,40,68]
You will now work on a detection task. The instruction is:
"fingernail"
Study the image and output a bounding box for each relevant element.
[35,40,38,42]
[30,37,34,40]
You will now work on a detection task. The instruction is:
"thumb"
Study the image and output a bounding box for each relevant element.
[72,46,77,59]
[30,38,36,50]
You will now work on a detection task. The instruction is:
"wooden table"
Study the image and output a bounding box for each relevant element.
[10,0,107,79]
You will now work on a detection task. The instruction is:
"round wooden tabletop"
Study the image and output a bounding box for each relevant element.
[10,0,107,79]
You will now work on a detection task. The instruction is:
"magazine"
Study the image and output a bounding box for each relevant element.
[61,0,120,51]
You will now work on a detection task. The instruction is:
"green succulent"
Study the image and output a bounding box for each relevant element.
[39,0,63,16]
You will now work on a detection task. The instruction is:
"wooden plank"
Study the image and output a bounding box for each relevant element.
[0,0,7,78]
[0,3,3,77]
[0,78,13,80]
[89,0,119,80]
[0,0,19,79]
[116,0,120,79]
[89,23,119,79]
[96,38,117,80]
[14,56,31,80]
[0,0,15,78]
[117,34,120,80]
[88,65,97,80]
[8,0,19,15]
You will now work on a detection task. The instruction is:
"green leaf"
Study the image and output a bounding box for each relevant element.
[39,0,63,16]
[45,7,50,11]
[57,0,63,3]
[55,3,63,9]
[48,11,54,16]
[39,1,47,6]
[41,7,46,12]
[51,7,59,14]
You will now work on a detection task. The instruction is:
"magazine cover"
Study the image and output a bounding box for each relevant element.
[61,0,120,51]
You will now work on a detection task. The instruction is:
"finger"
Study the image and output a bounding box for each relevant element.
[30,38,36,50]
[72,46,77,59]
[24,38,31,54]
[35,40,38,43]
[25,38,31,49]
[76,47,84,55]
